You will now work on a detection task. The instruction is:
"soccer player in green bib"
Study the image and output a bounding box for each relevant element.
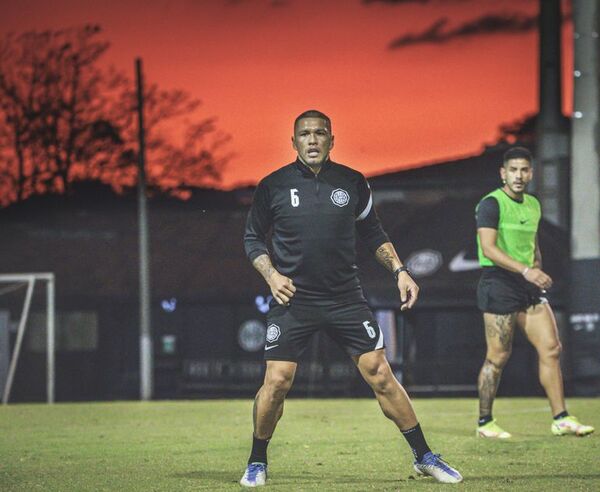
[475,147,594,439]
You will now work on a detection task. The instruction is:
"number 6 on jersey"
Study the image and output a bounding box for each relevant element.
[290,188,299,207]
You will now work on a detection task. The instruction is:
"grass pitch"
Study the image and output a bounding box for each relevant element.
[1,398,598,491]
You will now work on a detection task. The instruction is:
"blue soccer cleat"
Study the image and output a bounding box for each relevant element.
[414,452,463,483]
[240,462,267,487]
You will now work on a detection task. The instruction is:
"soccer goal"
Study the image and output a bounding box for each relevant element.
[0,273,55,404]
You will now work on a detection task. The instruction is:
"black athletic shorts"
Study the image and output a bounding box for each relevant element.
[477,267,548,314]
[263,300,385,361]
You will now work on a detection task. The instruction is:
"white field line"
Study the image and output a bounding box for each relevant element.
[417,406,549,417]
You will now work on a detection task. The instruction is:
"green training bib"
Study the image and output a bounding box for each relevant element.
[476,188,541,267]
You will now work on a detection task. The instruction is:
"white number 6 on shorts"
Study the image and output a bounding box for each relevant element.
[363,321,376,339]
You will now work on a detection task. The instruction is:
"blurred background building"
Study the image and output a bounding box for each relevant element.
[1,0,598,402]
[0,144,573,401]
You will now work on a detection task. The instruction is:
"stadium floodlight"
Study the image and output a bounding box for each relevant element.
[0,273,55,404]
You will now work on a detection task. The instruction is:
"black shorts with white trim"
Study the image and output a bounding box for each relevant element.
[263,300,385,361]
[477,267,547,314]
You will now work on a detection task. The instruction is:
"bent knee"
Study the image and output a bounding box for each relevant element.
[364,364,395,393]
[264,373,294,398]
[541,342,562,360]
[487,350,511,368]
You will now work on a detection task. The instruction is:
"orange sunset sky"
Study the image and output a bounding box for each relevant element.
[1,0,573,189]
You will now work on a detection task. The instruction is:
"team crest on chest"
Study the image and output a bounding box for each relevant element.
[266,324,281,343]
[330,188,350,207]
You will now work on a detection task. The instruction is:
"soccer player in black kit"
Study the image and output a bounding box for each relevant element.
[239,110,462,486]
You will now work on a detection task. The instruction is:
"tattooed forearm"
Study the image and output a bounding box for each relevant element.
[375,242,400,273]
[485,314,516,349]
[478,359,503,417]
[252,254,276,282]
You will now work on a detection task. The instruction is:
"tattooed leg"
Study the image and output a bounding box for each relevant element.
[478,359,504,417]
[485,313,516,347]
[478,313,516,417]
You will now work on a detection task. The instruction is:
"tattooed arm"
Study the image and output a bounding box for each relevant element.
[252,253,277,282]
[252,254,296,306]
[374,242,401,273]
[478,227,552,289]
[353,176,418,309]
[244,180,295,306]
[375,242,419,311]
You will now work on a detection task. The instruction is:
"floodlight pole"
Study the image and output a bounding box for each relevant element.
[569,0,600,393]
[136,58,153,401]
[47,275,55,403]
[535,0,570,228]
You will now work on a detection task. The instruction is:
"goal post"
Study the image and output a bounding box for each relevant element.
[0,273,55,404]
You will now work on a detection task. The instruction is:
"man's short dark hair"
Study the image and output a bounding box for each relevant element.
[294,110,332,132]
[503,146,533,166]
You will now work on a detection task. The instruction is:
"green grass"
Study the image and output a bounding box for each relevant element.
[0,398,598,491]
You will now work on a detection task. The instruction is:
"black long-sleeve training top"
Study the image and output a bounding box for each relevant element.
[244,158,390,304]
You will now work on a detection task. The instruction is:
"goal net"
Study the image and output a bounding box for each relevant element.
[0,273,55,404]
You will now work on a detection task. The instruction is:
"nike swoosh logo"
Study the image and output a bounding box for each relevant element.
[449,250,481,272]
[264,345,279,351]
[520,219,528,224]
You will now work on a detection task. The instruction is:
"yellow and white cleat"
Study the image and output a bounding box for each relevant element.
[551,416,594,437]
[477,419,512,439]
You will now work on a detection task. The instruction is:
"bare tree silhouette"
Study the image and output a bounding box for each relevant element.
[100,74,233,199]
[495,113,536,146]
[0,25,231,207]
